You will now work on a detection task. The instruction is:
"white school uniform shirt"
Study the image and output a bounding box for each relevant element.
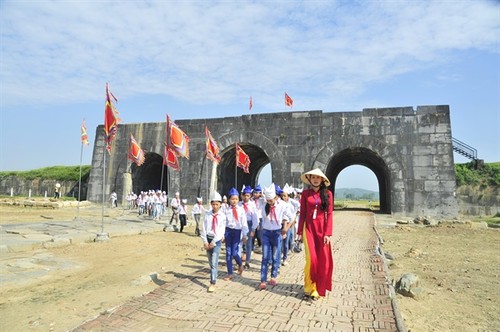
[251,196,265,219]
[260,199,291,231]
[201,209,227,244]
[225,204,249,235]
[239,200,259,231]
[191,203,207,217]
[171,197,180,208]
[178,204,187,215]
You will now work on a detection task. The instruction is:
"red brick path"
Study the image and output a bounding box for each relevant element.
[73,211,399,331]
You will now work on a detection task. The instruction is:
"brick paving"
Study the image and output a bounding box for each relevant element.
[72,211,400,331]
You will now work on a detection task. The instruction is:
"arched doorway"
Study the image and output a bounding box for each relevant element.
[326,147,391,213]
[131,152,168,194]
[217,144,270,196]
[335,165,380,210]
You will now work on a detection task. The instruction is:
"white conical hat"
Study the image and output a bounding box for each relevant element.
[300,168,331,186]
[263,183,276,200]
[210,192,222,202]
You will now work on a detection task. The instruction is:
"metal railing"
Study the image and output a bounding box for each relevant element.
[452,137,478,161]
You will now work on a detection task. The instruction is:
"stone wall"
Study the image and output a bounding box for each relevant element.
[456,185,500,216]
[87,106,459,217]
[0,176,87,200]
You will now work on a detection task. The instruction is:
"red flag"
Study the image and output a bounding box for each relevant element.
[285,92,293,108]
[236,143,250,173]
[167,115,190,159]
[163,145,179,170]
[104,83,120,153]
[249,96,253,111]
[205,126,221,164]
[128,134,145,166]
[81,119,89,146]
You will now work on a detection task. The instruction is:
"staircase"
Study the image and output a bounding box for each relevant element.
[452,137,478,161]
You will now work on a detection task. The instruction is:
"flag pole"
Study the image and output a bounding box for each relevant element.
[97,147,109,241]
[76,141,83,220]
[166,115,170,204]
[235,143,238,189]
[160,161,165,192]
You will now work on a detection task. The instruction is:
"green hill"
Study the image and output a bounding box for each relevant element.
[335,188,378,200]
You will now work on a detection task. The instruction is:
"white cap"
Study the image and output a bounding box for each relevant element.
[175,192,180,196]
[263,183,276,200]
[282,183,293,194]
[210,192,222,202]
[181,199,187,204]
[196,197,203,202]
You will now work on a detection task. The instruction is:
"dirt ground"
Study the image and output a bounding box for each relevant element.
[378,221,500,332]
[1,203,499,332]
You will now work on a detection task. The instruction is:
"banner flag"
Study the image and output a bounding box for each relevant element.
[128,134,145,166]
[285,92,293,108]
[104,83,120,153]
[205,126,221,164]
[81,119,89,146]
[167,115,190,159]
[236,143,250,173]
[163,145,179,170]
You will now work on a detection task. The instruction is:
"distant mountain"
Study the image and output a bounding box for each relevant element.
[334,188,379,200]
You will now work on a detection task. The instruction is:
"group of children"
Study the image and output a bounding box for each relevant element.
[200,183,302,293]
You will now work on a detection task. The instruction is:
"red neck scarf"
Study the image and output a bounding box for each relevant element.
[232,206,238,221]
[211,214,218,233]
[269,205,278,224]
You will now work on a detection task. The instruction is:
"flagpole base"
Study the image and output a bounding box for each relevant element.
[95,232,109,242]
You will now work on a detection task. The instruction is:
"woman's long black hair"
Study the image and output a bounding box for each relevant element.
[319,181,329,211]
[307,174,329,211]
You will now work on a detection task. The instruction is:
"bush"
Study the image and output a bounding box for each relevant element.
[455,162,500,187]
[0,165,91,182]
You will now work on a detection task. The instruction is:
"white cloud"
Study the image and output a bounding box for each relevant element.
[1,0,498,108]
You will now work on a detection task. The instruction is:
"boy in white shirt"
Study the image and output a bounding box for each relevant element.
[201,192,227,293]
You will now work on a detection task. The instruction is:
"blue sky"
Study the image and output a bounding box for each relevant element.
[1,1,499,191]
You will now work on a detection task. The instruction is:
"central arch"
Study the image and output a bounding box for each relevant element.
[326,147,391,213]
[215,130,286,197]
[131,152,168,193]
[218,144,269,196]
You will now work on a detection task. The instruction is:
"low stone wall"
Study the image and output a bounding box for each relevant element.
[0,176,88,200]
[456,185,500,216]
[0,198,92,209]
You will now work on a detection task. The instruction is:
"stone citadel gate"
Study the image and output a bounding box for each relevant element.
[87,105,458,217]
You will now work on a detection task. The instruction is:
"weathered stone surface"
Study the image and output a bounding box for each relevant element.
[396,273,423,298]
[87,106,459,217]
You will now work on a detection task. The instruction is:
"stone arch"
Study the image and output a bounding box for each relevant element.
[217,130,285,196]
[130,152,168,193]
[326,148,391,213]
[312,136,406,214]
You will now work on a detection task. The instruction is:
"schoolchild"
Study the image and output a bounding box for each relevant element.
[251,185,265,248]
[152,190,163,221]
[200,192,227,293]
[223,188,248,280]
[191,197,207,236]
[178,199,188,232]
[169,192,181,225]
[137,192,146,216]
[280,184,298,266]
[221,195,229,212]
[239,185,259,269]
[258,184,292,290]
